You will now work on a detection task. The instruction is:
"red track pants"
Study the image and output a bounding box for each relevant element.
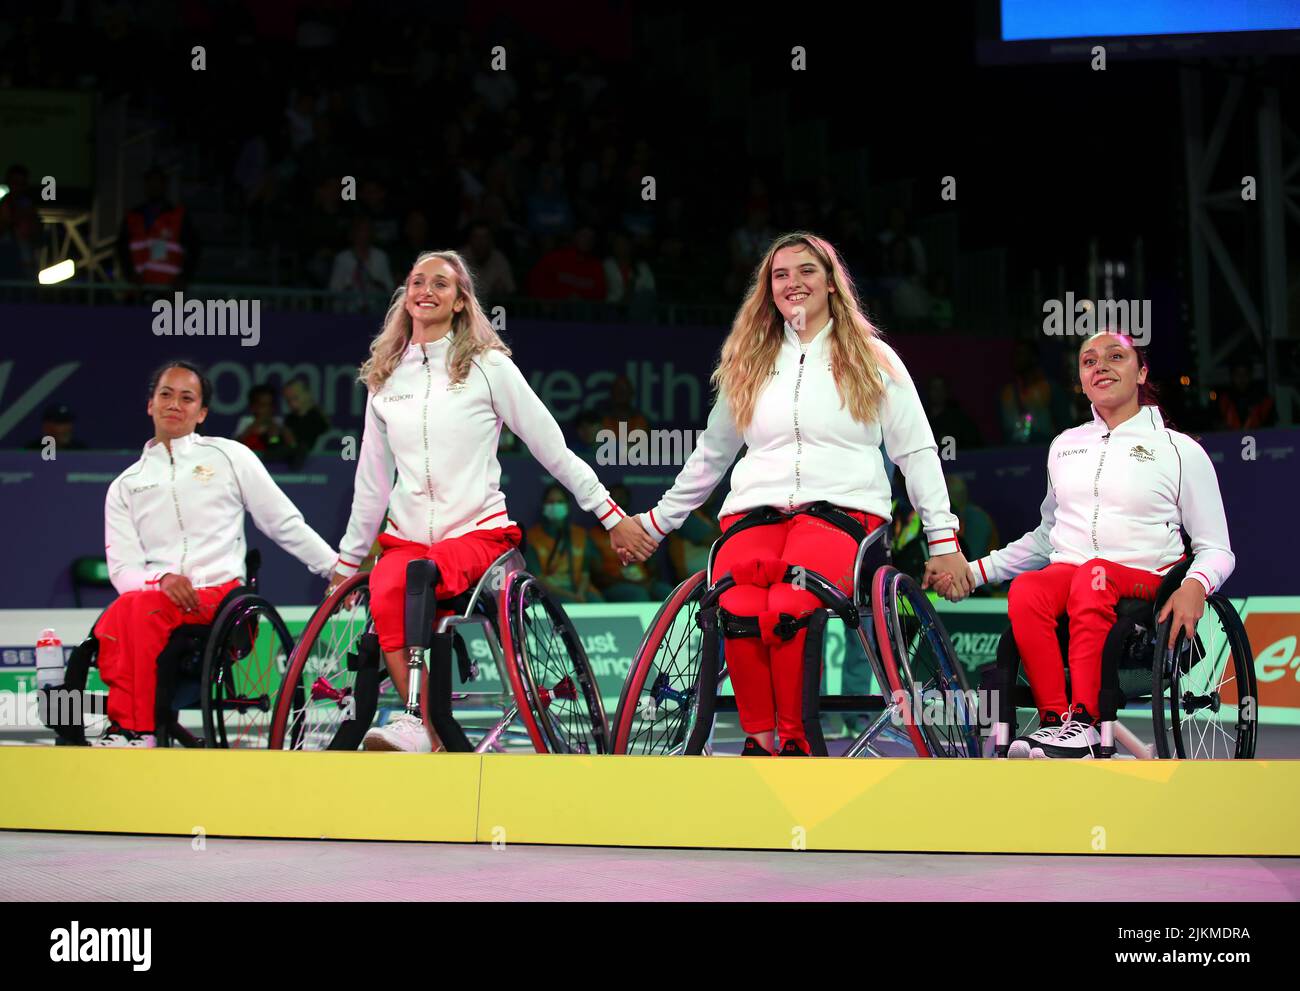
[714,509,885,748]
[1007,559,1163,718]
[368,526,523,652]
[94,579,241,733]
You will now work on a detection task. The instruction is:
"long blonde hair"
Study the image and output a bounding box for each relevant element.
[359,250,510,392]
[713,232,894,431]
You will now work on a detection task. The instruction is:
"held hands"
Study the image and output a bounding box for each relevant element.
[610,515,657,565]
[921,551,974,602]
[160,573,200,613]
[1156,579,1207,648]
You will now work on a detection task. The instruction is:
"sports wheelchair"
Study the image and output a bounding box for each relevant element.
[41,550,295,748]
[610,502,981,757]
[268,548,609,753]
[982,553,1257,759]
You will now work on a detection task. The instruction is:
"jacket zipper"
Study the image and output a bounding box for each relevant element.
[421,343,435,543]
[1090,432,1110,552]
[788,348,807,511]
[168,449,189,578]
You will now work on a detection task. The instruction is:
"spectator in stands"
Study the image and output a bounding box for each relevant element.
[666,489,725,583]
[116,167,201,290]
[524,484,603,603]
[526,170,574,239]
[235,384,297,464]
[599,374,650,435]
[527,225,606,300]
[877,205,926,278]
[392,209,430,280]
[929,272,954,329]
[926,375,983,453]
[1,163,41,279]
[884,237,932,323]
[1000,341,1058,444]
[1216,362,1276,430]
[329,216,394,301]
[570,409,604,460]
[25,403,86,451]
[282,377,330,456]
[462,222,516,303]
[589,485,674,602]
[726,205,774,296]
[359,179,399,249]
[947,475,998,563]
[604,231,655,305]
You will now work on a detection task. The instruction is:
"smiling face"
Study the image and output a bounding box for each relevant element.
[148,366,208,441]
[1079,333,1146,410]
[770,244,835,333]
[404,256,466,331]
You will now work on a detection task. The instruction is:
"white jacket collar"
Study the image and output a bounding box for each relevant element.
[405,330,454,361]
[782,317,833,349]
[1090,403,1163,435]
[143,431,200,458]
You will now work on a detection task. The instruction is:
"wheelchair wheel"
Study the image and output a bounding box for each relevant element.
[872,566,980,758]
[201,593,295,749]
[611,571,709,754]
[1152,594,1257,759]
[270,574,381,750]
[500,572,608,754]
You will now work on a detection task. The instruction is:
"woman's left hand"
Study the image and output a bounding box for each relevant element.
[1156,579,1207,648]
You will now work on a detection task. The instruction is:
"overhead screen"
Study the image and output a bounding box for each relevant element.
[979,0,1300,63]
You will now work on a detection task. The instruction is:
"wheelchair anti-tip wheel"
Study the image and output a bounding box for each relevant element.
[500,571,609,754]
[872,565,980,758]
[200,592,295,749]
[1152,593,1257,759]
[270,573,380,751]
[611,571,710,755]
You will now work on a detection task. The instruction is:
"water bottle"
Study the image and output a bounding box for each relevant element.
[35,629,65,690]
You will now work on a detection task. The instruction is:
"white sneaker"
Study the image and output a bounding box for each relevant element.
[90,726,157,748]
[1033,714,1102,759]
[363,711,432,753]
[1007,713,1063,758]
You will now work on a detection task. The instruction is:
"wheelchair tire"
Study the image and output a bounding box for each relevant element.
[1152,593,1257,759]
[872,566,980,758]
[201,592,295,749]
[611,571,709,755]
[500,572,609,754]
[269,573,382,751]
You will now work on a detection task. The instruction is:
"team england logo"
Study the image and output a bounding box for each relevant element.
[193,464,215,483]
[1129,444,1155,463]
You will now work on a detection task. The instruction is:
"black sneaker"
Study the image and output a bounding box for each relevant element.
[1034,703,1101,759]
[1007,709,1062,758]
[741,736,773,757]
[778,739,810,756]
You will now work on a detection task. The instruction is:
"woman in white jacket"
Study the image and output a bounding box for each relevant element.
[612,232,971,756]
[938,331,1235,758]
[329,251,655,752]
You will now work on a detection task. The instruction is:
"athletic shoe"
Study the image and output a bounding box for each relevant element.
[363,711,432,752]
[1033,704,1101,759]
[740,736,773,757]
[1007,710,1062,758]
[90,725,157,748]
[778,738,810,756]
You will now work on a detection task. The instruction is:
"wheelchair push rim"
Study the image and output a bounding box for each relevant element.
[612,570,708,755]
[500,572,609,754]
[872,566,980,758]
[201,593,295,749]
[1152,594,1257,760]
[270,572,377,751]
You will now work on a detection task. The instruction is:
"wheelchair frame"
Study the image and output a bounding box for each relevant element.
[613,503,980,758]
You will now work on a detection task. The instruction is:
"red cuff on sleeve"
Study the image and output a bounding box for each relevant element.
[647,509,666,536]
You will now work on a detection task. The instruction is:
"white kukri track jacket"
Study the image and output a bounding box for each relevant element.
[105,432,338,593]
[638,320,962,553]
[335,334,623,575]
[970,404,1235,595]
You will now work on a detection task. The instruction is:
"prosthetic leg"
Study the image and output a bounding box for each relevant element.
[403,559,474,752]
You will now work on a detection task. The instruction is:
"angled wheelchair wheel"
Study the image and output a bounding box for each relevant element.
[270,574,381,751]
[1152,594,1257,759]
[201,593,294,749]
[612,571,709,755]
[500,572,608,754]
[872,566,980,758]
